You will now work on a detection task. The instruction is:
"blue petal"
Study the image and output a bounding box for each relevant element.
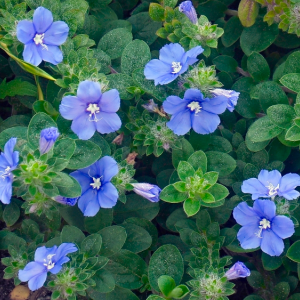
[23,42,42,66]
[144,59,172,84]
[261,229,284,256]
[154,73,178,85]
[98,182,118,208]
[258,169,281,188]
[3,137,18,166]
[271,215,295,239]
[96,156,118,183]
[181,46,203,66]
[95,112,121,134]
[191,110,220,134]
[166,110,191,136]
[78,188,98,216]
[279,173,300,195]
[70,171,91,195]
[33,7,53,34]
[0,176,12,204]
[163,95,188,115]
[159,43,185,64]
[71,113,96,140]
[34,246,57,263]
[241,178,268,200]
[83,191,101,217]
[38,44,63,65]
[237,225,261,249]
[44,21,69,46]
[253,199,276,220]
[59,96,86,120]
[201,95,228,114]
[99,89,120,113]
[233,202,260,226]
[279,190,300,200]
[184,89,204,101]
[17,20,35,44]
[18,261,45,282]
[77,80,102,103]
[28,272,47,291]
[49,262,64,274]
[54,243,77,263]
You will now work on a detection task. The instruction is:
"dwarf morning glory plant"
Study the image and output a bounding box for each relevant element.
[233,199,295,256]
[211,88,240,112]
[0,138,19,204]
[241,170,300,200]
[39,127,59,155]
[144,43,204,85]
[70,156,119,216]
[132,183,161,202]
[18,243,77,291]
[225,262,251,280]
[163,88,228,135]
[59,80,121,140]
[16,7,69,66]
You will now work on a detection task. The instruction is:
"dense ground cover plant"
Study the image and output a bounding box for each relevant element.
[2,0,300,299]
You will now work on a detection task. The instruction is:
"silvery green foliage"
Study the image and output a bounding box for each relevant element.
[1,0,300,300]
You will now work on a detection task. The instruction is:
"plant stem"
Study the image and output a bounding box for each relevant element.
[34,75,44,100]
[225,9,238,16]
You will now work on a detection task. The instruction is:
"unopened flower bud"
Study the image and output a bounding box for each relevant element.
[225,262,250,280]
[142,99,159,112]
[112,133,124,145]
[211,88,240,112]
[54,196,78,206]
[179,1,198,24]
[132,183,161,202]
[39,127,59,154]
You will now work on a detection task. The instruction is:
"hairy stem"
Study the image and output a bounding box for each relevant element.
[225,9,238,16]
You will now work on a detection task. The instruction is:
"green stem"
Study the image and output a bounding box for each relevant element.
[34,75,44,100]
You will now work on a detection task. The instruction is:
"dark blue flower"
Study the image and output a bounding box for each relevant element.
[59,80,121,140]
[18,243,77,291]
[211,88,240,112]
[70,156,119,217]
[242,170,300,200]
[233,199,294,256]
[17,7,69,66]
[225,262,250,280]
[54,196,78,206]
[0,138,19,204]
[163,88,228,135]
[132,183,161,202]
[179,1,198,24]
[39,127,59,154]
[144,43,203,85]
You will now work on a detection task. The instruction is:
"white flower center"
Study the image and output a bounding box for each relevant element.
[187,101,201,114]
[0,166,11,179]
[90,177,101,190]
[86,103,100,122]
[33,33,48,50]
[255,218,271,238]
[43,254,55,270]
[171,62,182,74]
[266,183,279,197]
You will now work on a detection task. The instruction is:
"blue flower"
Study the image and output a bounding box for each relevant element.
[179,1,198,24]
[233,199,294,256]
[241,170,300,200]
[70,156,119,217]
[144,43,203,85]
[225,262,250,280]
[59,80,121,140]
[163,88,228,135]
[132,183,161,202]
[17,7,69,66]
[54,196,78,206]
[18,243,77,291]
[39,127,59,155]
[0,138,19,204]
[211,88,240,112]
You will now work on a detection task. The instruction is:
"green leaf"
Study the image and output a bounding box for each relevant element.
[235,92,261,119]
[67,140,101,169]
[274,282,290,300]
[247,116,283,142]
[213,55,238,73]
[160,184,188,203]
[187,150,207,173]
[88,269,115,294]
[267,104,295,129]
[172,139,194,169]
[84,209,113,234]
[287,241,300,263]
[53,138,76,160]
[222,16,243,47]
[285,125,300,141]
[149,244,184,292]
[57,176,82,198]
[107,74,135,100]
[247,52,270,82]
[262,252,282,271]
[149,3,165,21]
[183,198,201,217]
[177,161,195,181]
[280,73,300,93]
[3,201,20,227]
[61,225,85,245]
[81,234,102,257]
[238,0,259,27]
[0,78,37,99]
[206,151,236,176]
[158,275,176,297]
[121,39,151,75]
[208,183,229,201]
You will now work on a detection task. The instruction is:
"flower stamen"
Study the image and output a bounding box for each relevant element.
[171,62,182,74]
[0,166,11,179]
[43,254,56,270]
[87,103,101,122]
[187,101,201,114]
[266,183,280,197]
[33,33,48,50]
[255,218,271,238]
[90,177,101,190]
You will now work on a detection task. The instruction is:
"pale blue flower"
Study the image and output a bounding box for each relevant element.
[132,183,161,202]
[179,1,198,24]
[242,170,300,200]
[39,127,59,154]
[0,138,19,204]
[225,262,250,280]
[144,43,203,85]
[19,243,77,291]
[233,199,294,256]
[54,196,78,206]
[17,7,69,66]
[211,88,240,112]
[59,80,121,140]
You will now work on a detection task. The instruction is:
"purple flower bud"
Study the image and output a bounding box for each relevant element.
[142,99,159,112]
[39,127,60,155]
[225,262,250,280]
[132,183,161,202]
[179,1,198,25]
[211,88,240,112]
[55,196,78,206]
